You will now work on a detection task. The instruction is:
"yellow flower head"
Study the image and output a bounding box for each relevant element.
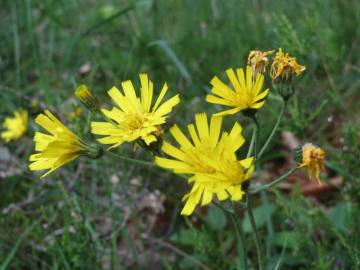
[298,143,325,184]
[29,110,87,178]
[75,84,100,112]
[206,66,270,115]
[270,48,306,81]
[91,73,180,149]
[155,113,254,215]
[248,50,274,75]
[1,110,28,142]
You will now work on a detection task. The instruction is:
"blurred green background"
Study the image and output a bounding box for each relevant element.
[0,0,359,269]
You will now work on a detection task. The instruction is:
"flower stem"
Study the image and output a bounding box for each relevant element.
[250,167,297,194]
[258,99,287,158]
[252,115,260,160]
[230,204,248,270]
[246,121,257,158]
[105,150,155,167]
[213,202,248,270]
[246,194,263,270]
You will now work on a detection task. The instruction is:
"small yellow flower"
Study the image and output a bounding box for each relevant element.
[206,66,270,115]
[248,49,274,76]
[270,48,306,81]
[155,113,254,215]
[29,110,87,178]
[298,143,325,184]
[91,73,180,149]
[75,85,100,112]
[1,110,28,142]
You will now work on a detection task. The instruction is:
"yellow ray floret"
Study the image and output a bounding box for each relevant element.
[91,73,180,148]
[155,113,254,215]
[29,110,86,178]
[206,66,270,116]
[1,109,28,142]
[298,143,325,184]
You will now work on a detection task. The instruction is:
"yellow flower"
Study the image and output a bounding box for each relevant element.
[91,73,180,149]
[155,113,254,215]
[248,49,274,75]
[298,143,325,184]
[75,84,100,112]
[205,66,270,115]
[29,110,87,178]
[270,48,306,81]
[1,110,28,142]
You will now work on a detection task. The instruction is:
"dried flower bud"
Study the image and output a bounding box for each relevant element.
[297,143,325,184]
[248,49,274,77]
[270,48,305,81]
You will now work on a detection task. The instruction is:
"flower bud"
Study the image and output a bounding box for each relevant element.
[75,85,100,112]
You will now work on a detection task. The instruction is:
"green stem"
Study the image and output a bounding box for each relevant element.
[258,99,287,158]
[105,151,155,167]
[230,204,248,270]
[246,194,263,270]
[252,115,260,160]
[250,167,297,194]
[246,121,257,158]
[213,202,248,270]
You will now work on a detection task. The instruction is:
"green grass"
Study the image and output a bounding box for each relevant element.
[1,0,360,269]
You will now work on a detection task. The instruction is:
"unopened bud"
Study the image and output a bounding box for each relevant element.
[75,85,100,112]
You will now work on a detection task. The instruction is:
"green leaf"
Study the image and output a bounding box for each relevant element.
[170,229,197,245]
[330,202,352,231]
[242,203,277,233]
[205,205,227,231]
[272,231,300,250]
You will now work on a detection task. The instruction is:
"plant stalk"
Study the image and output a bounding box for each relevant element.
[105,151,155,167]
[213,202,248,270]
[258,99,287,158]
[250,167,297,194]
[246,194,263,270]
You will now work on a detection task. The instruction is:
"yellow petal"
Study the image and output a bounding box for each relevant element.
[209,115,222,146]
[210,76,234,100]
[195,113,209,141]
[250,100,265,109]
[205,95,234,106]
[153,94,180,117]
[226,68,241,92]
[187,124,201,146]
[239,157,254,169]
[152,83,168,112]
[213,107,242,116]
[162,141,187,161]
[169,125,193,148]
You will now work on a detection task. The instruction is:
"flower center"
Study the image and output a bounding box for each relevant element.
[122,113,148,131]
